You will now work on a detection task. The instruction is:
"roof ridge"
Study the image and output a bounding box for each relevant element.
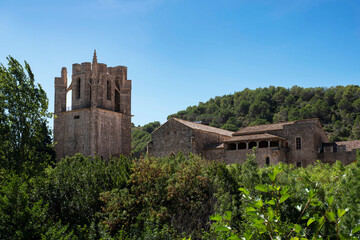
[172,117,234,136]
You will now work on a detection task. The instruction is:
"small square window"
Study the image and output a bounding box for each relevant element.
[74,115,80,119]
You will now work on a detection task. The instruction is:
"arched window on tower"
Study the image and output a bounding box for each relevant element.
[107,80,111,100]
[77,78,81,99]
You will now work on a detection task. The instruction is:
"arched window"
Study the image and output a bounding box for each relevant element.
[238,142,246,149]
[259,141,268,148]
[227,143,236,150]
[248,142,257,149]
[77,78,81,99]
[89,86,92,100]
[266,157,270,166]
[107,80,111,100]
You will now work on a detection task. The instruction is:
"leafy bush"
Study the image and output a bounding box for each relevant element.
[36,153,131,227]
[99,153,214,238]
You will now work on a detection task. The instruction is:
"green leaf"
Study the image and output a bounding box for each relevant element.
[253,200,264,209]
[268,165,281,182]
[210,215,222,222]
[280,186,289,195]
[245,207,257,212]
[327,195,334,205]
[294,224,302,233]
[326,211,336,222]
[243,231,254,240]
[310,199,321,207]
[307,218,315,226]
[337,208,348,218]
[268,207,274,221]
[352,225,360,234]
[239,187,250,196]
[279,193,290,203]
[228,235,241,240]
[224,211,232,221]
[255,184,269,193]
[308,189,316,199]
[266,199,276,205]
[254,222,267,234]
[215,226,230,232]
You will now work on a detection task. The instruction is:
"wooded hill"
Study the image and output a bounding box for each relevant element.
[131,121,160,157]
[168,85,360,142]
[131,85,360,156]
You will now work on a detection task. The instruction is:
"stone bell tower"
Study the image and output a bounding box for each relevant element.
[54,51,132,160]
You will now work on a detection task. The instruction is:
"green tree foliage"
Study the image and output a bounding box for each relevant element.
[0,175,48,239]
[208,163,360,240]
[0,152,359,239]
[0,56,55,176]
[36,154,131,227]
[131,121,160,157]
[99,153,214,238]
[168,85,360,141]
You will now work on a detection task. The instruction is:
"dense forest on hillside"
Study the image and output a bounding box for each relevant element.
[131,121,160,157]
[169,85,360,142]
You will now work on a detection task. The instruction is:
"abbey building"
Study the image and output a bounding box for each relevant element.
[148,118,360,166]
[54,51,132,160]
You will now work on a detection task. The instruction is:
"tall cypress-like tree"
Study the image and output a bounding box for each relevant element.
[0,56,55,175]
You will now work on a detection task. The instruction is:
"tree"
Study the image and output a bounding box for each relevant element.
[0,175,48,239]
[0,56,54,175]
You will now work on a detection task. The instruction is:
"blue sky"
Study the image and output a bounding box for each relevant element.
[1,0,360,127]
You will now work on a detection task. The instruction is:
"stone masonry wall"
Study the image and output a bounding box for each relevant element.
[54,109,92,160]
[192,129,230,157]
[148,119,194,158]
[224,148,286,166]
[282,121,327,166]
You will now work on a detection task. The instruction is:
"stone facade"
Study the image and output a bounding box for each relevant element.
[54,51,132,160]
[148,118,360,166]
[147,118,233,158]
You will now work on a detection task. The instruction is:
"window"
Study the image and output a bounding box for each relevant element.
[238,142,246,149]
[107,80,111,100]
[296,137,301,150]
[248,142,257,149]
[77,78,81,99]
[266,157,270,166]
[259,141,268,148]
[227,143,236,150]
[297,162,302,168]
[115,90,120,112]
[74,115,80,119]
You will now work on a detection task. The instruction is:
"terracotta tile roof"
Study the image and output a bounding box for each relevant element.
[173,118,233,137]
[233,118,320,136]
[224,133,287,142]
[336,140,360,151]
[233,122,293,136]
